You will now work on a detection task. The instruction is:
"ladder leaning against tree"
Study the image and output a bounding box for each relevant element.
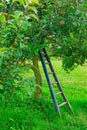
[39,48,73,117]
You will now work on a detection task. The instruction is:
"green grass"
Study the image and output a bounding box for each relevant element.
[0,60,87,130]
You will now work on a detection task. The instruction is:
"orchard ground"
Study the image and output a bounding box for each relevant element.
[0,59,87,130]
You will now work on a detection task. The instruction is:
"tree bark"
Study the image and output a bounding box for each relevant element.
[32,55,42,99]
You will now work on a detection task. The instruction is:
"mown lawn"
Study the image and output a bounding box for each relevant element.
[0,59,87,130]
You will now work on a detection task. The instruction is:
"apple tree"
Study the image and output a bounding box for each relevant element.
[0,0,87,99]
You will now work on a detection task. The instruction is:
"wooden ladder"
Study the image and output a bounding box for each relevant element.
[39,48,73,117]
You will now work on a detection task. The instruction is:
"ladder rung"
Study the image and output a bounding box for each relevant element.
[56,91,62,95]
[52,82,57,84]
[41,53,47,57]
[43,54,46,57]
[48,72,54,74]
[43,53,47,57]
[45,62,50,64]
[59,102,67,107]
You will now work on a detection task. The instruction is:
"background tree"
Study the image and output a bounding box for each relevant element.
[0,0,87,99]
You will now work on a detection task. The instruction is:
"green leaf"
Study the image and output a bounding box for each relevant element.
[0,58,3,66]
[0,13,6,23]
[32,0,39,5]
[26,0,39,5]
[0,94,5,103]
[28,6,37,14]
[0,2,4,6]
[7,24,17,30]
[13,10,23,19]
[0,47,9,52]
[21,20,30,29]
[28,14,39,22]
[13,0,25,5]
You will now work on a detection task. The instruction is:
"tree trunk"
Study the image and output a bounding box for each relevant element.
[32,55,42,99]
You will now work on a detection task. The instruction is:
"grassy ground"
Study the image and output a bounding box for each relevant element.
[0,59,87,130]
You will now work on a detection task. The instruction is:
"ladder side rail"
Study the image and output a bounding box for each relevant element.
[39,51,61,116]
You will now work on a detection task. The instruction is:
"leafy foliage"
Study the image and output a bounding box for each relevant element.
[37,0,87,70]
[0,0,41,97]
[0,0,87,97]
